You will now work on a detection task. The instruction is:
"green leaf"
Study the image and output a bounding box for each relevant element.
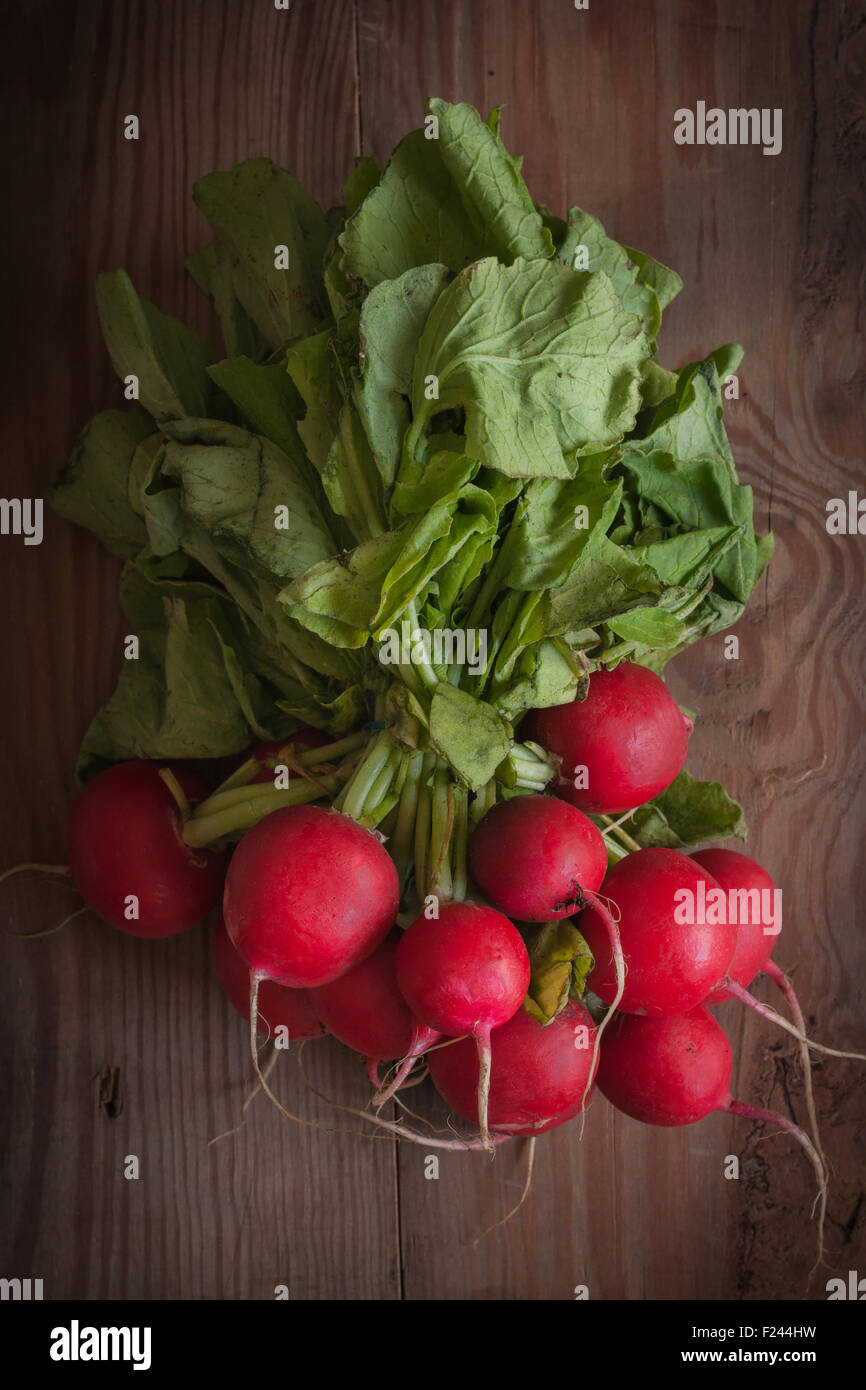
[193,158,331,348]
[391,448,480,518]
[622,245,683,312]
[186,240,268,361]
[343,156,381,214]
[558,207,661,331]
[630,525,742,588]
[606,607,687,647]
[76,567,257,781]
[51,409,152,558]
[410,257,650,480]
[427,682,511,790]
[641,358,679,407]
[339,99,552,287]
[619,768,747,848]
[206,355,308,465]
[491,638,581,720]
[428,99,553,263]
[502,453,623,591]
[285,330,343,474]
[321,402,386,542]
[543,535,663,634]
[95,270,215,422]
[356,263,451,490]
[708,342,744,382]
[522,920,594,1024]
[159,418,337,582]
[619,445,757,603]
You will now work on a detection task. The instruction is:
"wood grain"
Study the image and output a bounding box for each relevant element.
[1,0,864,1301]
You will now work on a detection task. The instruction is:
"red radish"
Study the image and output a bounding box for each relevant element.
[468,794,607,921]
[429,998,599,1135]
[524,662,692,814]
[67,761,225,938]
[691,848,778,1004]
[248,729,331,784]
[396,901,530,1151]
[224,804,399,989]
[596,1006,827,1268]
[212,915,324,1041]
[467,792,624,1103]
[580,847,736,1016]
[690,847,865,1060]
[310,933,440,1101]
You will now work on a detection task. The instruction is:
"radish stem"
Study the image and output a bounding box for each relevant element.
[725,977,866,1061]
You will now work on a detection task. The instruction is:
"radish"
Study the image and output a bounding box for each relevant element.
[523,662,692,815]
[467,792,623,1105]
[579,847,737,1016]
[211,915,325,1041]
[596,1006,827,1270]
[248,729,331,785]
[67,760,226,938]
[395,901,530,1151]
[223,804,399,989]
[428,998,598,1135]
[309,932,440,1103]
[691,847,778,1005]
[691,847,866,1060]
[468,794,607,921]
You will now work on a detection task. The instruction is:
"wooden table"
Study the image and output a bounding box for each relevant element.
[2,0,863,1301]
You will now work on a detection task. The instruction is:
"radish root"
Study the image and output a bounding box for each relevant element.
[579,889,625,1134]
[295,1041,509,1152]
[209,1039,279,1146]
[471,1136,537,1245]
[726,977,866,1061]
[0,863,85,939]
[476,1026,494,1155]
[724,1097,827,1276]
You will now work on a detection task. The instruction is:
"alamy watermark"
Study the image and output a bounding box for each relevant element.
[674,103,782,157]
[674,881,782,935]
[378,621,487,678]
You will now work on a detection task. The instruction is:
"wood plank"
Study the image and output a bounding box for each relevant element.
[0,0,400,1301]
[358,0,866,1299]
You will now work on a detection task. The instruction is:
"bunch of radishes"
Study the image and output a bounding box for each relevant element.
[48,654,862,1249]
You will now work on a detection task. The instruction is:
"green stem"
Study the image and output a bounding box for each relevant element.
[364,745,401,813]
[469,777,497,829]
[429,766,454,901]
[182,774,343,848]
[340,406,384,539]
[210,756,260,797]
[599,813,643,855]
[342,732,393,822]
[413,754,435,902]
[158,767,191,819]
[451,785,469,902]
[391,751,424,889]
[208,730,370,801]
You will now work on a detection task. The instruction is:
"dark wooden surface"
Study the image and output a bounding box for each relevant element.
[1,0,864,1301]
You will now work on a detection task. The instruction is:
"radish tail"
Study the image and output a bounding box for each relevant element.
[763,958,829,1285]
[372,1026,440,1108]
[366,1057,382,1090]
[724,1097,827,1278]
[476,1026,494,1155]
[0,863,84,939]
[0,904,87,940]
[726,977,866,1061]
[763,960,829,1175]
[294,1045,509,1152]
[209,1040,279,1146]
[579,889,625,1132]
[471,1137,537,1246]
